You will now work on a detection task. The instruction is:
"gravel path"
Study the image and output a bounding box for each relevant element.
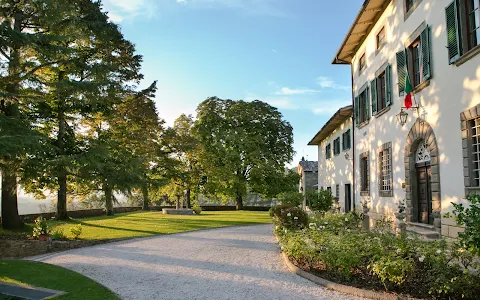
[31,225,361,300]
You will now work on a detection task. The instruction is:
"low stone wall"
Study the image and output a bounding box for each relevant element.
[0,239,114,259]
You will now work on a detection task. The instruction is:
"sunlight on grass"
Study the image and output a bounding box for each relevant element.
[0,261,118,300]
[1,211,271,240]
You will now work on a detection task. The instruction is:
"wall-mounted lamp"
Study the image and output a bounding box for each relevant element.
[396,108,409,126]
[344,152,353,161]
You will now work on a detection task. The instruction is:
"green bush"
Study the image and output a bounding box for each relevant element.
[275,207,308,230]
[274,212,480,299]
[192,204,202,214]
[278,191,302,207]
[32,217,50,239]
[445,194,480,255]
[70,224,82,240]
[50,229,68,241]
[306,189,333,212]
[269,204,294,218]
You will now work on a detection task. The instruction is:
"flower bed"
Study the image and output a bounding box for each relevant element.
[272,208,480,299]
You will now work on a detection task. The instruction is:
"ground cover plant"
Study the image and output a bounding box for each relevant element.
[0,260,118,300]
[272,206,480,299]
[0,211,271,241]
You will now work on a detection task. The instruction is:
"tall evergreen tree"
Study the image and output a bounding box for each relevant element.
[21,0,145,220]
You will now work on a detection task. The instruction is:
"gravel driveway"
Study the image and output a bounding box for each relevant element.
[32,224,361,300]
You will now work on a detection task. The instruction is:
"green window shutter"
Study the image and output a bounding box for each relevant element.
[396,50,407,96]
[420,25,432,80]
[385,64,393,106]
[365,86,371,120]
[347,130,351,149]
[445,1,461,64]
[371,78,378,115]
[354,96,359,127]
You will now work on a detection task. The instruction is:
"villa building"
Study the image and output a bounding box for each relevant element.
[332,0,480,238]
[308,106,353,213]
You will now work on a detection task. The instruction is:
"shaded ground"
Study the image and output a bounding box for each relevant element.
[32,225,361,300]
[0,260,118,300]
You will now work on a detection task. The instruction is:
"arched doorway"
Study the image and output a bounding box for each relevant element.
[404,119,441,230]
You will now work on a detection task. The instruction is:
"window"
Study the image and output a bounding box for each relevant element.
[377,27,386,50]
[371,65,393,115]
[359,53,366,72]
[326,143,332,159]
[467,0,480,49]
[445,1,480,64]
[471,118,480,187]
[333,137,341,155]
[336,184,340,199]
[406,0,415,12]
[342,130,351,150]
[396,25,432,95]
[378,143,393,197]
[354,86,370,126]
[360,152,370,195]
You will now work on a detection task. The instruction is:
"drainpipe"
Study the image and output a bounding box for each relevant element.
[350,62,356,211]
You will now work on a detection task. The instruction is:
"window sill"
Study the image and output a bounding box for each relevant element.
[374,106,391,118]
[360,191,370,197]
[465,187,480,195]
[413,79,430,95]
[375,44,385,56]
[455,44,480,67]
[343,147,351,152]
[379,190,394,197]
[358,120,369,129]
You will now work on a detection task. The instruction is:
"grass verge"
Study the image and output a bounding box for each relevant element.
[1,211,271,240]
[0,260,118,300]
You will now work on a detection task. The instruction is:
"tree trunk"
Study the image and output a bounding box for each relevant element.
[56,71,68,220]
[1,171,23,229]
[1,10,23,229]
[142,185,149,210]
[236,191,243,210]
[186,188,191,208]
[56,170,68,220]
[105,185,114,216]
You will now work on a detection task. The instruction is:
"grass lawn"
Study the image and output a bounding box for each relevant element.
[0,260,118,300]
[0,211,271,240]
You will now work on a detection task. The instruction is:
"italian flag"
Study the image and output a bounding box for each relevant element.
[404,73,413,109]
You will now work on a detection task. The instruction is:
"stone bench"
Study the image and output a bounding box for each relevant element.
[162,208,193,215]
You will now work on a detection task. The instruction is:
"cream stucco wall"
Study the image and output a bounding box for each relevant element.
[317,118,353,212]
[350,0,480,237]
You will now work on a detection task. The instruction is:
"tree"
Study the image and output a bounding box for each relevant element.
[167,114,203,208]
[21,0,145,219]
[0,0,73,228]
[194,97,294,209]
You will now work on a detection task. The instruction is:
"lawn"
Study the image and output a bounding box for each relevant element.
[0,260,118,300]
[0,211,271,240]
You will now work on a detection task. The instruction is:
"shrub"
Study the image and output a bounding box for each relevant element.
[274,211,480,299]
[277,191,302,207]
[50,229,68,241]
[192,204,202,214]
[32,217,50,239]
[445,194,480,255]
[269,204,294,218]
[277,207,308,230]
[306,189,333,212]
[70,224,82,240]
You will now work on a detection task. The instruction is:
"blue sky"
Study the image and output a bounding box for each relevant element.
[102,0,363,166]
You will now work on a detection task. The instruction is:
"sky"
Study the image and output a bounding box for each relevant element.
[101,0,364,166]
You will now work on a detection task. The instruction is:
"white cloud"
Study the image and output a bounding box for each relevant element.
[311,100,351,115]
[102,0,157,23]
[275,87,320,95]
[272,49,278,53]
[316,76,350,90]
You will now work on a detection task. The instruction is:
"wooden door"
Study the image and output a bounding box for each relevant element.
[417,166,432,224]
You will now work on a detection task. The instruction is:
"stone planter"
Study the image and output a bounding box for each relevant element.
[38,234,50,241]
